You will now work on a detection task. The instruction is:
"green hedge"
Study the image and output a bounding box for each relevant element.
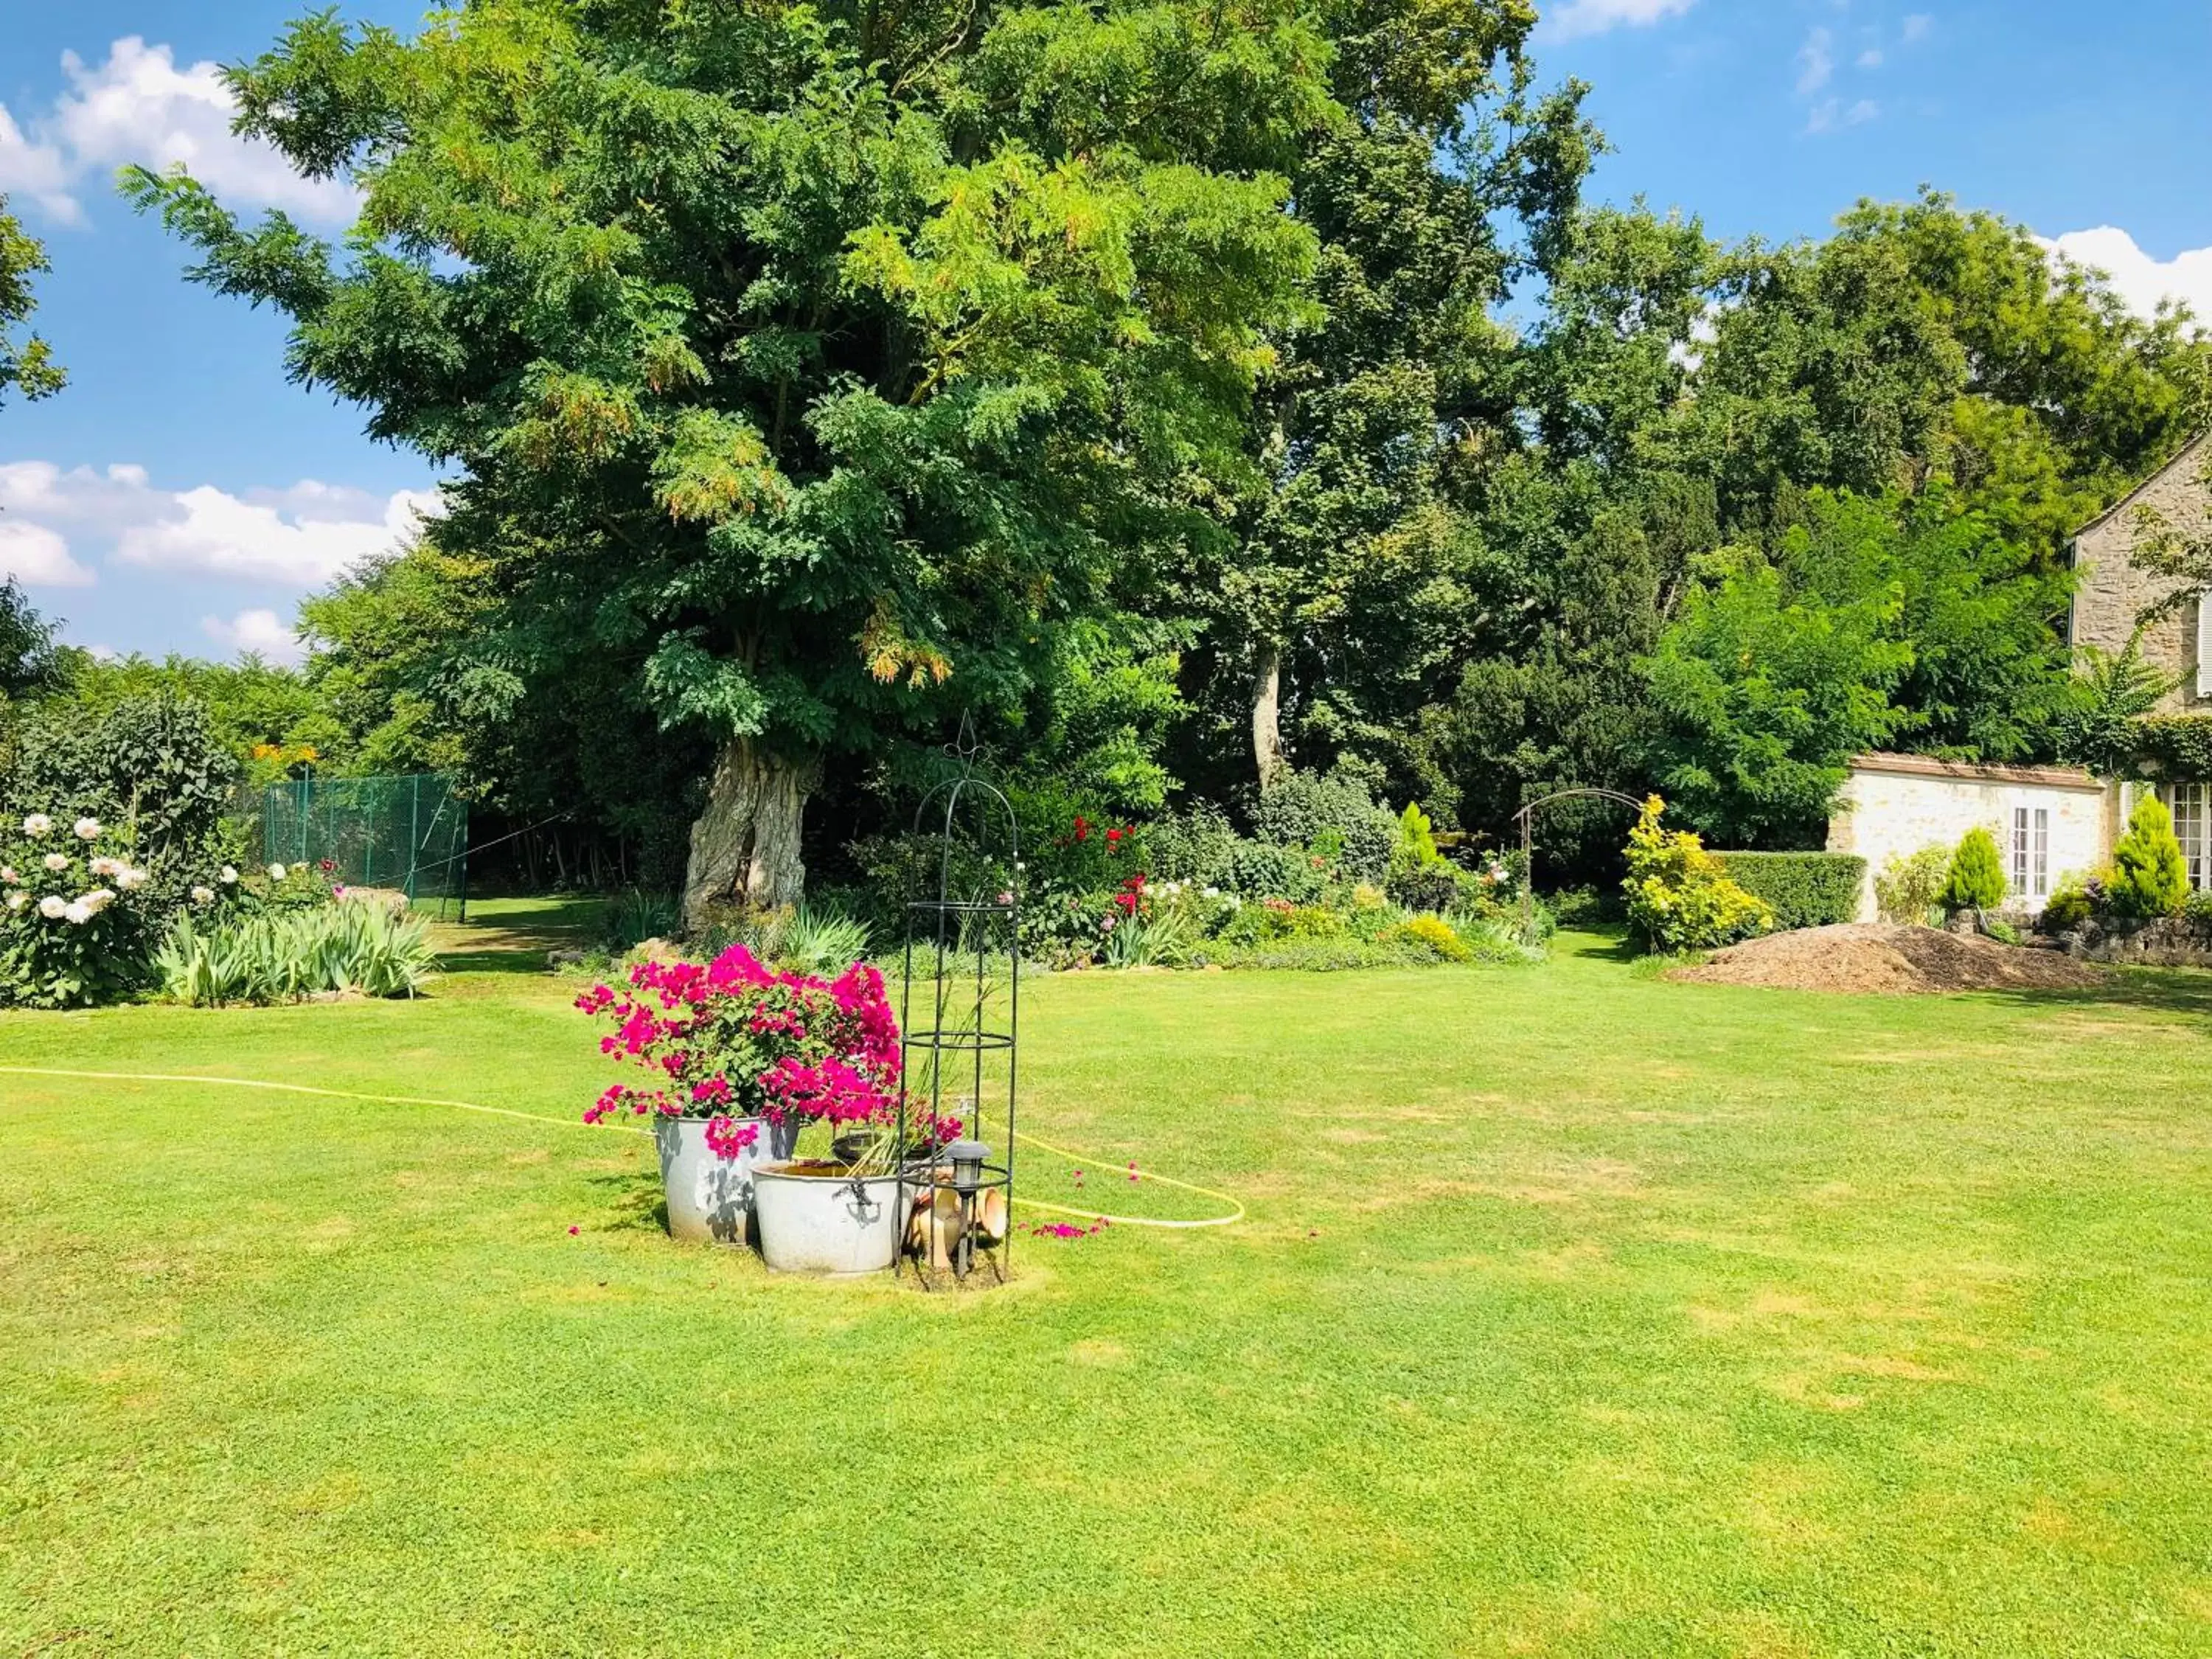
[1713,852,1866,931]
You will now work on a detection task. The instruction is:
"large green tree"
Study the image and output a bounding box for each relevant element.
[0,194,65,410]
[1646,487,2078,846]
[133,0,1327,922]
[1186,0,1592,801]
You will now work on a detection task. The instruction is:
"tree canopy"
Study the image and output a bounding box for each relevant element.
[93,5,2212,886]
[0,195,65,411]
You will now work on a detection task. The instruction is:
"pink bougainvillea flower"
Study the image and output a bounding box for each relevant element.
[579,942,901,1140]
[568,1225,580,1237]
[703,1115,760,1161]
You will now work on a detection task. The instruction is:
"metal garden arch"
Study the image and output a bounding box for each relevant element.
[1512,787,1646,936]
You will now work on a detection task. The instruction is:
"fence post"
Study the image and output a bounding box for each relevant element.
[408,774,421,905]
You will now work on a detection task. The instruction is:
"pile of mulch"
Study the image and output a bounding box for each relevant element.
[1668,924,2107,995]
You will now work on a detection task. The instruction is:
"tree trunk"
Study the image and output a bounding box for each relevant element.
[1251,644,1285,790]
[682,738,816,933]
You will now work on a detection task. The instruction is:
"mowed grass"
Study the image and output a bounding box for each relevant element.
[5,918,2212,1656]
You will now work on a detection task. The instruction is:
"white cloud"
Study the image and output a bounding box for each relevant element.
[201,607,306,666]
[1539,0,1697,41]
[1796,28,1836,94]
[1857,49,1885,70]
[0,519,95,587]
[0,105,77,223]
[2,38,358,226]
[0,459,438,586]
[1902,13,1935,44]
[2041,228,2212,325]
[1806,97,1879,135]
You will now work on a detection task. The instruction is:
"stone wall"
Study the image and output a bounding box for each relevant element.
[2070,434,2212,714]
[1827,756,2111,921]
[2052,914,2212,967]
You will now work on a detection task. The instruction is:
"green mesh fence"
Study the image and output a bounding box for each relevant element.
[257,774,470,918]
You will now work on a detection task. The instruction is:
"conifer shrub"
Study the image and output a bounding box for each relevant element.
[1940,828,2008,912]
[2110,795,2191,919]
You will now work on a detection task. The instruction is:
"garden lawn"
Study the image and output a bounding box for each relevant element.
[4,925,2212,1656]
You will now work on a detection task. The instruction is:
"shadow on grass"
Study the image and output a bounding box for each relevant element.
[435,948,566,976]
[431,896,613,975]
[1558,927,1641,964]
[585,1169,668,1234]
[1991,962,2212,1020]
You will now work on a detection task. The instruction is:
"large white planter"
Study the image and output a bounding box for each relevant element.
[654,1115,798,1245]
[751,1162,901,1275]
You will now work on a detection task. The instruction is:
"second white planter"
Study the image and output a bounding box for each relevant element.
[751,1161,901,1275]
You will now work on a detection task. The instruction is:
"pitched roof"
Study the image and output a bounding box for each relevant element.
[1847,752,2104,791]
[2072,430,2212,543]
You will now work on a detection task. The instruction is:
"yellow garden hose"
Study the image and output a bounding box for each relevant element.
[0,1067,1245,1231]
[0,1065,648,1135]
[1010,1127,1245,1229]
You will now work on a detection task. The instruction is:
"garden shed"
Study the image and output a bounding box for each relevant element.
[1826,754,2112,920]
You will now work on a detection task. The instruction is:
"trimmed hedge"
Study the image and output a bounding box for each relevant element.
[1713,852,1866,931]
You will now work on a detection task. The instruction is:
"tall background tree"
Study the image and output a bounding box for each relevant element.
[132,0,1329,923]
[1178,0,1594,809]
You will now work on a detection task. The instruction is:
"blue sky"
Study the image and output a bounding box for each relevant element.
[1,0,2208,663]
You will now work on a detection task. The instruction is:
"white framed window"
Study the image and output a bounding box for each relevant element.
[2034,808,2049,898]
[2197,591,2212,700]
[2011,807,2031,897]
[2165,784,2211,891]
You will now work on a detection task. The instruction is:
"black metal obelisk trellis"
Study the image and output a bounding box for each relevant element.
[896,723,1018,1287]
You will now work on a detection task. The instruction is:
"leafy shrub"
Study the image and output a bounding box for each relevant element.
[254,860,343,913]
[1223,839,1326,904]
[1102,902,1193,967]
[1147,801,1241,889]
[1219,899,1346,947]
[2110,794,2191,919]
[778,905,875,975]
[1941,828,2008,911]
[0,812,162,1006]
[1981,917,2022,945]
[1713,852,1865,930]
[1210,937,1436,972]
[1007,781,1146,893]
[1454,916,1548,965]
[4,692,240,915]
[2184,889,2212,930]
[1385,861,1458,914]
[1548,886,1621,927]
[606,888,681,949]
[1392,802,1441,866]
[155,900,437,1005]
[1392,914,1471,963]
[1874,844,1951,926]
[1252,770,1396,880]
[1621,797,1774,953]
[2040,872,2104,934]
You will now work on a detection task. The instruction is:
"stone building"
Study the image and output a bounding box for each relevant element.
[1827,438,2212,919]
[1826,754,2112,921]
[2068,431,2212,711]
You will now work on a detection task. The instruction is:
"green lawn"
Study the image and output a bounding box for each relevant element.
[5,919,2212,1655]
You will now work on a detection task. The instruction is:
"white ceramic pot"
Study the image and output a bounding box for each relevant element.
[654,1114,798,1245]
[751,1161,901,1275]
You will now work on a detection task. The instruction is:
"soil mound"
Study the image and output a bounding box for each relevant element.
[1668,923,2106,995]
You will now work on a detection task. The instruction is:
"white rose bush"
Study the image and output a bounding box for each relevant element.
[0,811,163,1007]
